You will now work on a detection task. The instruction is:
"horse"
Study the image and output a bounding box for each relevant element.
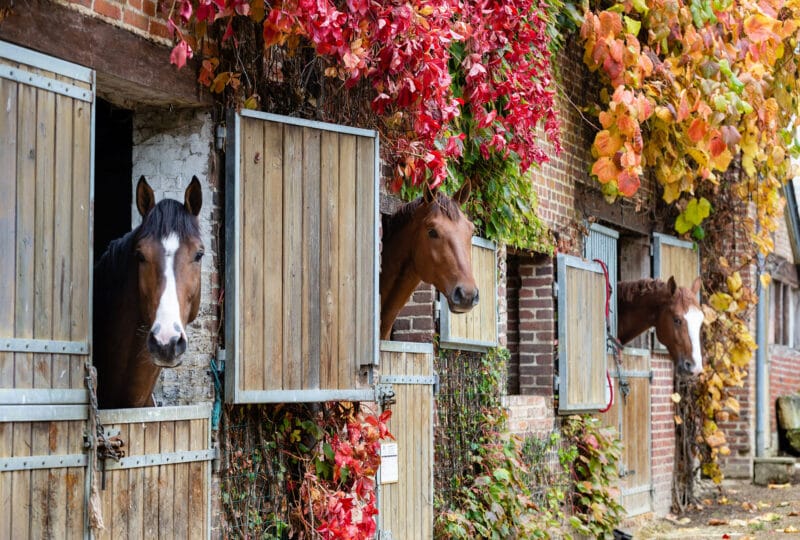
[380,186,479,339]
[616,276,704,376]
[93,176,204,408]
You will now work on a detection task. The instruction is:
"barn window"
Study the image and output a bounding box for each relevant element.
[439,237,498,352]
[583,223,618,335]
[652,233,700,351]
[769,280,800,348]
[556,253,607,413]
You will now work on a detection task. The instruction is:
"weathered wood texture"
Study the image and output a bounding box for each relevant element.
[599,351,652,516]
[655,238,699,290]
[231,116,377,399]
[0,57,92,393]
[95,407,212,540]
[559,261,607,412]
[441,240,497,349]
[378,347,434,540]
[0,419,87,539]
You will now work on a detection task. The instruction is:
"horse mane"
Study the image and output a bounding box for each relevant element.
[136,199,200,241]
[384,192,461,238]
[618,278,698,309]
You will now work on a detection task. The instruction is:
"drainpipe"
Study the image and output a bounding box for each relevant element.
[755,253,767,458]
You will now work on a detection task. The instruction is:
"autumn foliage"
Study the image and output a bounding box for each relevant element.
[166,0,559,189]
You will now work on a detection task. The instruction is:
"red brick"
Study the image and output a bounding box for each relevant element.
[123,8,149,30]
[128,0,143,10]
[94,0,122,19]
[142,0,156,14]
[149,19,171,39]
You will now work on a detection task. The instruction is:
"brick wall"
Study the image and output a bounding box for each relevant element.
[57,0,171,43]
[769,345,800,447]
[131,107,219,405]
[389,283,436,343]
[650,353,677,514]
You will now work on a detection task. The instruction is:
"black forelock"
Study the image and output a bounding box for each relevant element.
[135,198,200,242]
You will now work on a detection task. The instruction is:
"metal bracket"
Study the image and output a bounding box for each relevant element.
[378,530,394,540]
[374,384,395,407]
[103,427,121,440]
[379,375,437,385]
[1,453,88,471]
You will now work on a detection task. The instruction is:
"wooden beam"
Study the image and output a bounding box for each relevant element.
[576,182,656,236]
[0,0,210,107]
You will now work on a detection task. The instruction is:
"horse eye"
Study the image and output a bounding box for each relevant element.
[135,250,146,263]
[673,316,682,325]
[428,229,439,239]
[194,250,205,262]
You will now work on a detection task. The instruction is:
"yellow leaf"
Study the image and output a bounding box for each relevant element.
[727,272,743,294]
[674,415,683,425]
[594,130,623,157]
[709,292,733,311]
[710,148,733,171]
[760,273,772,288]
[671,392,682,403]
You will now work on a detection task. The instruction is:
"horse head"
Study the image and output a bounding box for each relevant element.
[654,276,704,376]
[134,176,204,368]
[411,186,479,313]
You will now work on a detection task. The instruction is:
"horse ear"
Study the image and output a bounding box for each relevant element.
[422,182,437,203]
[184,176,202,216]
[667,276,678,295]
[452,179,472,206]
[136,176,155,218]
[691,276,702,295]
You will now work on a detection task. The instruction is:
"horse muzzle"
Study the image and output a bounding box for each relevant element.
[147,323,187,367]
[678,356,703,377]
[447,285,479,313]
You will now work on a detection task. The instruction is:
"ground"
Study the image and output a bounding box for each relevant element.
[625,478,800,539]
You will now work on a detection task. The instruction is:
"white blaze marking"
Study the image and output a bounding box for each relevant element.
[684,306,704,375]
[153,233,184,344]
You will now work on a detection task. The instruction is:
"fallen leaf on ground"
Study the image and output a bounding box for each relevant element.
[702,498,714,506]
[777,501,790,507]
[757,512,781,522]
[758,501,772,509]
[708,518,728,526]
[788,510,799,517]
[719,496,729,504]
[742,501,757,512]
[729,519,747,527]
[784,526,799,533]
[769,483,791,489]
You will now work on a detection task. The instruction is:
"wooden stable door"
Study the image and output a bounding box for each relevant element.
[599,349,653,516]
[0,40,94,540]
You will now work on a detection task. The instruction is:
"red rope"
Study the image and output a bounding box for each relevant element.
[599,370,614,413]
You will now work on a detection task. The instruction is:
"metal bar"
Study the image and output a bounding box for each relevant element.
[0,405,88,422]
[620,485,652,496]
[236,388,376,404]
[608,370,652,379]
[379,375,437,385]
[438,338,495,353]
[98,403,212,424]
[0,389,88,405]
[472,236,497,250]
[373,135,381,367]
[0,65,92,102]
[239,109,377,138]
[100,449,215,471]
[379,341,434,355]
[0,338,88,354]
[589,222,620,239]
[224,108,241,403]
[0,39,93,82]
[652,231,694,250]
[1,453,88,472]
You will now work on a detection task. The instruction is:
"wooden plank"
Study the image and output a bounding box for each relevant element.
[319,130,340,389]
[283,125,304,389]
[240,117,265,392]
[127,420,145,540]
[0,77,17,388]
[173,420,190,539]
[29,421,50,539]
[52,92,74,390]
[33,86,56,390]
[157,420,175,540]
[301,127,321,390]
[0,423,12,540]
[70,96,91,389]
[46,419,69,539]
[355,137,375,366]
[64,421,84,539]
[11,421,32,539]
[187,418,205,540]
[262,122,284,392]
[142,419,160,539]
[15,83,36,390]
[337,135,357,387]
[112,423,131,540]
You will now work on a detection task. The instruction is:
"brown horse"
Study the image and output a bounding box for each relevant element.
[380,188,479,339]
[93,176,204,408]
[617,276,704,376]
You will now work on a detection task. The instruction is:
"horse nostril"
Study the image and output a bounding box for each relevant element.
[174,334,187,357]
[453,286,464,304]
[473,288,480,306]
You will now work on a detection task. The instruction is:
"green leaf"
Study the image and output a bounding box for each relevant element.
[675,213,692,234]
[623,16,641,36]
[492,467,511,483]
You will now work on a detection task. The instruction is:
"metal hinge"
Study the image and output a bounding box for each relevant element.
[378,530,394,540]
[374,384,395,407]
[553,375,560,392]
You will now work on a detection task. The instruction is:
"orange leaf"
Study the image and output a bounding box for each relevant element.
[592,157,619,184]
[594,130,623,157]
[744,14,776,43]
[709,133,727,157]
[598,11,622,37]
[688,118,708,143]
[676,92,691,123]
[617,170,640,196]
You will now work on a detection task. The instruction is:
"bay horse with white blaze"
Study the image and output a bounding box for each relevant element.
[93,176,204,408]
[380,187,479,339]
[617,276,704,376]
